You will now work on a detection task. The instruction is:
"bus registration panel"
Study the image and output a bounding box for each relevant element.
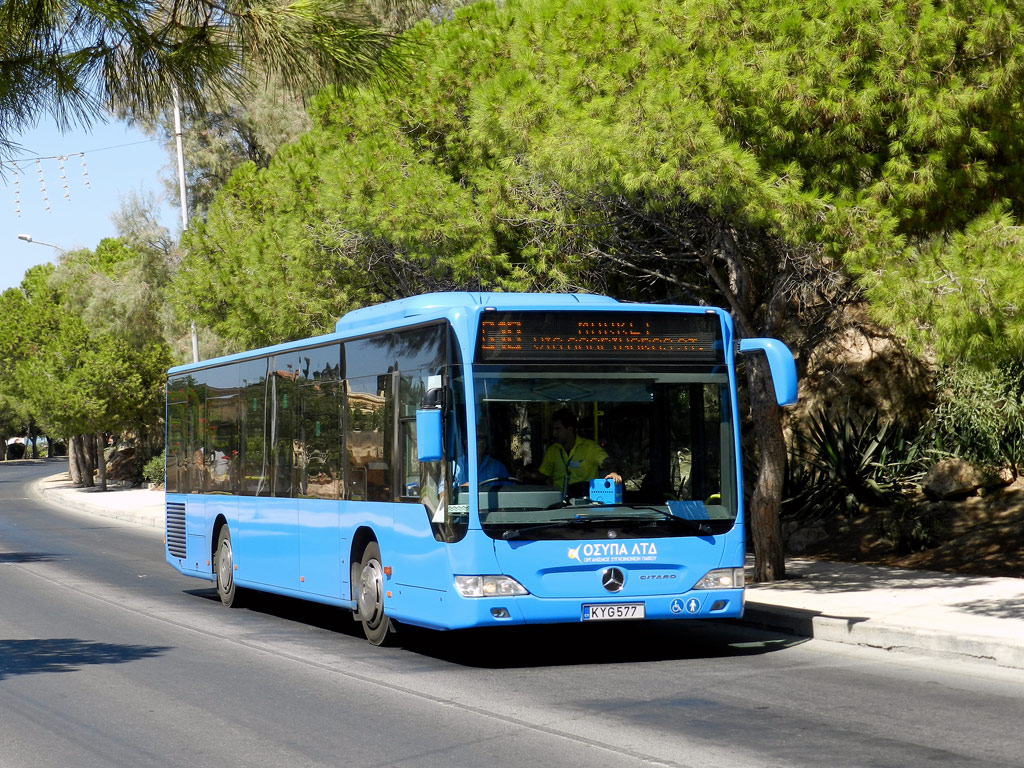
[582,603,645,621]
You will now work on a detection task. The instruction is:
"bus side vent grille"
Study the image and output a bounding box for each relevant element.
[166,502,187,558]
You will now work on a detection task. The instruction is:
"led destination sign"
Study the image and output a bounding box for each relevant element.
[476,311,722,363]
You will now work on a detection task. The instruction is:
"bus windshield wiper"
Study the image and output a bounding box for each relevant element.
[549,500,715,535]
[633,506,714,536]
[500,516,600,540]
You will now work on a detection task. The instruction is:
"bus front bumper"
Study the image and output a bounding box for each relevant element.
[390,587,745,631]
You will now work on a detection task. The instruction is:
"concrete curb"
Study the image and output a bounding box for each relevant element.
[741,602,1024,669]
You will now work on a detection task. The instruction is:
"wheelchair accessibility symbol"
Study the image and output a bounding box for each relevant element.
[671,598,701,614]
[671,598,701,615]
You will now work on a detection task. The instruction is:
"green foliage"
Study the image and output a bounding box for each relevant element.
[53,236,170,346]
[786,406,926,520]
[142,451,165,486]
[173,115,549,347]
[861,207,1024,365]
[0,240,172,442]
[179,0,1024,368]
[923,362,1024,469]
[0,0,409,163]
[0,265,64,419]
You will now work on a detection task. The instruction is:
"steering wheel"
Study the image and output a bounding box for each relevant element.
[479,476,522,486]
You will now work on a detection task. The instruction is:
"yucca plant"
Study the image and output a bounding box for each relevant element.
[785,406,923,521]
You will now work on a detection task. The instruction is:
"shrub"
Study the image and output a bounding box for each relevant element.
[924,362,1024,470]
[142,451,165,486]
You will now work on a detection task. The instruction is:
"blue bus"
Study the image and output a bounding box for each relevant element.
[164,292,796,645]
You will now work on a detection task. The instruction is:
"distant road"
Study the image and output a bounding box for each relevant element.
[1,461,1023,768]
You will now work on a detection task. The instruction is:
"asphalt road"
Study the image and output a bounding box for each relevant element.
[2,461,1023,768]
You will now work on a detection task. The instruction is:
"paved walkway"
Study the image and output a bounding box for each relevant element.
[30,471,1024,669]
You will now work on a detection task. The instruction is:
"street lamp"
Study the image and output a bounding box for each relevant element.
[17,233,64,252]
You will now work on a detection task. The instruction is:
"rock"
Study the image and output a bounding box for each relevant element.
[923,458,981,500]
[974,465,1014,491]
[105,447,137,483]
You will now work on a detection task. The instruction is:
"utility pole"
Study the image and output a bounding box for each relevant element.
[173,86,201,363]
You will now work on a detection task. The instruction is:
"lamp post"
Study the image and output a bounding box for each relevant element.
[17,233,63,252]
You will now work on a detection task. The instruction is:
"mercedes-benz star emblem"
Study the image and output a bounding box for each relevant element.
[601,567,625,592]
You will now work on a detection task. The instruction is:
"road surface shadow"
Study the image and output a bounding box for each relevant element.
[398,620,805,668]
[186,587,804,666]
[0,638,172,681]
[186,588,364,637]
[0,551,63,564]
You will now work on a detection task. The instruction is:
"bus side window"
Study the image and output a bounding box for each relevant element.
[166,379,188,494]
[240,358,270,497]
[346,373,390,501]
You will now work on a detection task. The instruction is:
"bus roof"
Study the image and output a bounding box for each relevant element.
[168,292,730,375]
[333,292,619,334]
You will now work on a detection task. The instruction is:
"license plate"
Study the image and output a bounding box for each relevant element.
[581,603,645,621]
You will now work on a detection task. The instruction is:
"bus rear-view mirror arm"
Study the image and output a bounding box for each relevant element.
[738,339,798,407]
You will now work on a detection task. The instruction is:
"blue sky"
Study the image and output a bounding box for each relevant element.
[1,119,179,293]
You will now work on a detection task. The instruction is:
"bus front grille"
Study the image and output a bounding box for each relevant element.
[165,502,187,558]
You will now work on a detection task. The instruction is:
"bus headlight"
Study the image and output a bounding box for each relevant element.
[455,575,529,598]
[693,568,745,590]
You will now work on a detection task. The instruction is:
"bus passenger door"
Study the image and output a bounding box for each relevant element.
[238,363,300,590]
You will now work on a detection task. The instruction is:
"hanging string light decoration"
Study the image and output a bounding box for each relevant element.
[6,140,148,214]
[78,152,91,189]
[34,159,51,213]
[58,155,71,201]
[11,162,21,216]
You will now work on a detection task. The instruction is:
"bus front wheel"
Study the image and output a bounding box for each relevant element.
[215,526,244,608]
[356,541,393,646]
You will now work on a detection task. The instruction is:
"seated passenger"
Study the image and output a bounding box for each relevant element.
[536,408,621,496]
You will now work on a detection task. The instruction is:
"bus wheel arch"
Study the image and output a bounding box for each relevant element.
[211,515,228,568]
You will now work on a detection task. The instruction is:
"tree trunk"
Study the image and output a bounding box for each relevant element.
[68,436,82,485]
[746,354,787,582]
[74,434,94,487]
[28,418,38,459]
[96,433,107,491]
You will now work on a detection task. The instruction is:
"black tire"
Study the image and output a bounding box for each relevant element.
[355,541,393,646]
[215,525,244,608]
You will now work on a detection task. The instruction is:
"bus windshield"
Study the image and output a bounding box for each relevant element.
[466,366,737,540]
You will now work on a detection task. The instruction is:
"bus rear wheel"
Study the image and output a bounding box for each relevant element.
[215,526,244,608]
[356,541,393,646]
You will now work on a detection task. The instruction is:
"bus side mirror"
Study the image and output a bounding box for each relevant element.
[416,408,444,463]
[738,338,798,407]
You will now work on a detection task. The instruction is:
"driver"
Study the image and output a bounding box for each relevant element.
[457,433,510,486]
[537,408,621,496]
[476,433,510,483]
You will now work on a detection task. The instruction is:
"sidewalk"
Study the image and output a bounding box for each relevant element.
[744,559,1024,670]
[31,470,165,529]
[30,471,1024,669]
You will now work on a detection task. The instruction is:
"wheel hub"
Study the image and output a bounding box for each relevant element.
[218,538,234,591]
[358,560,384,627]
